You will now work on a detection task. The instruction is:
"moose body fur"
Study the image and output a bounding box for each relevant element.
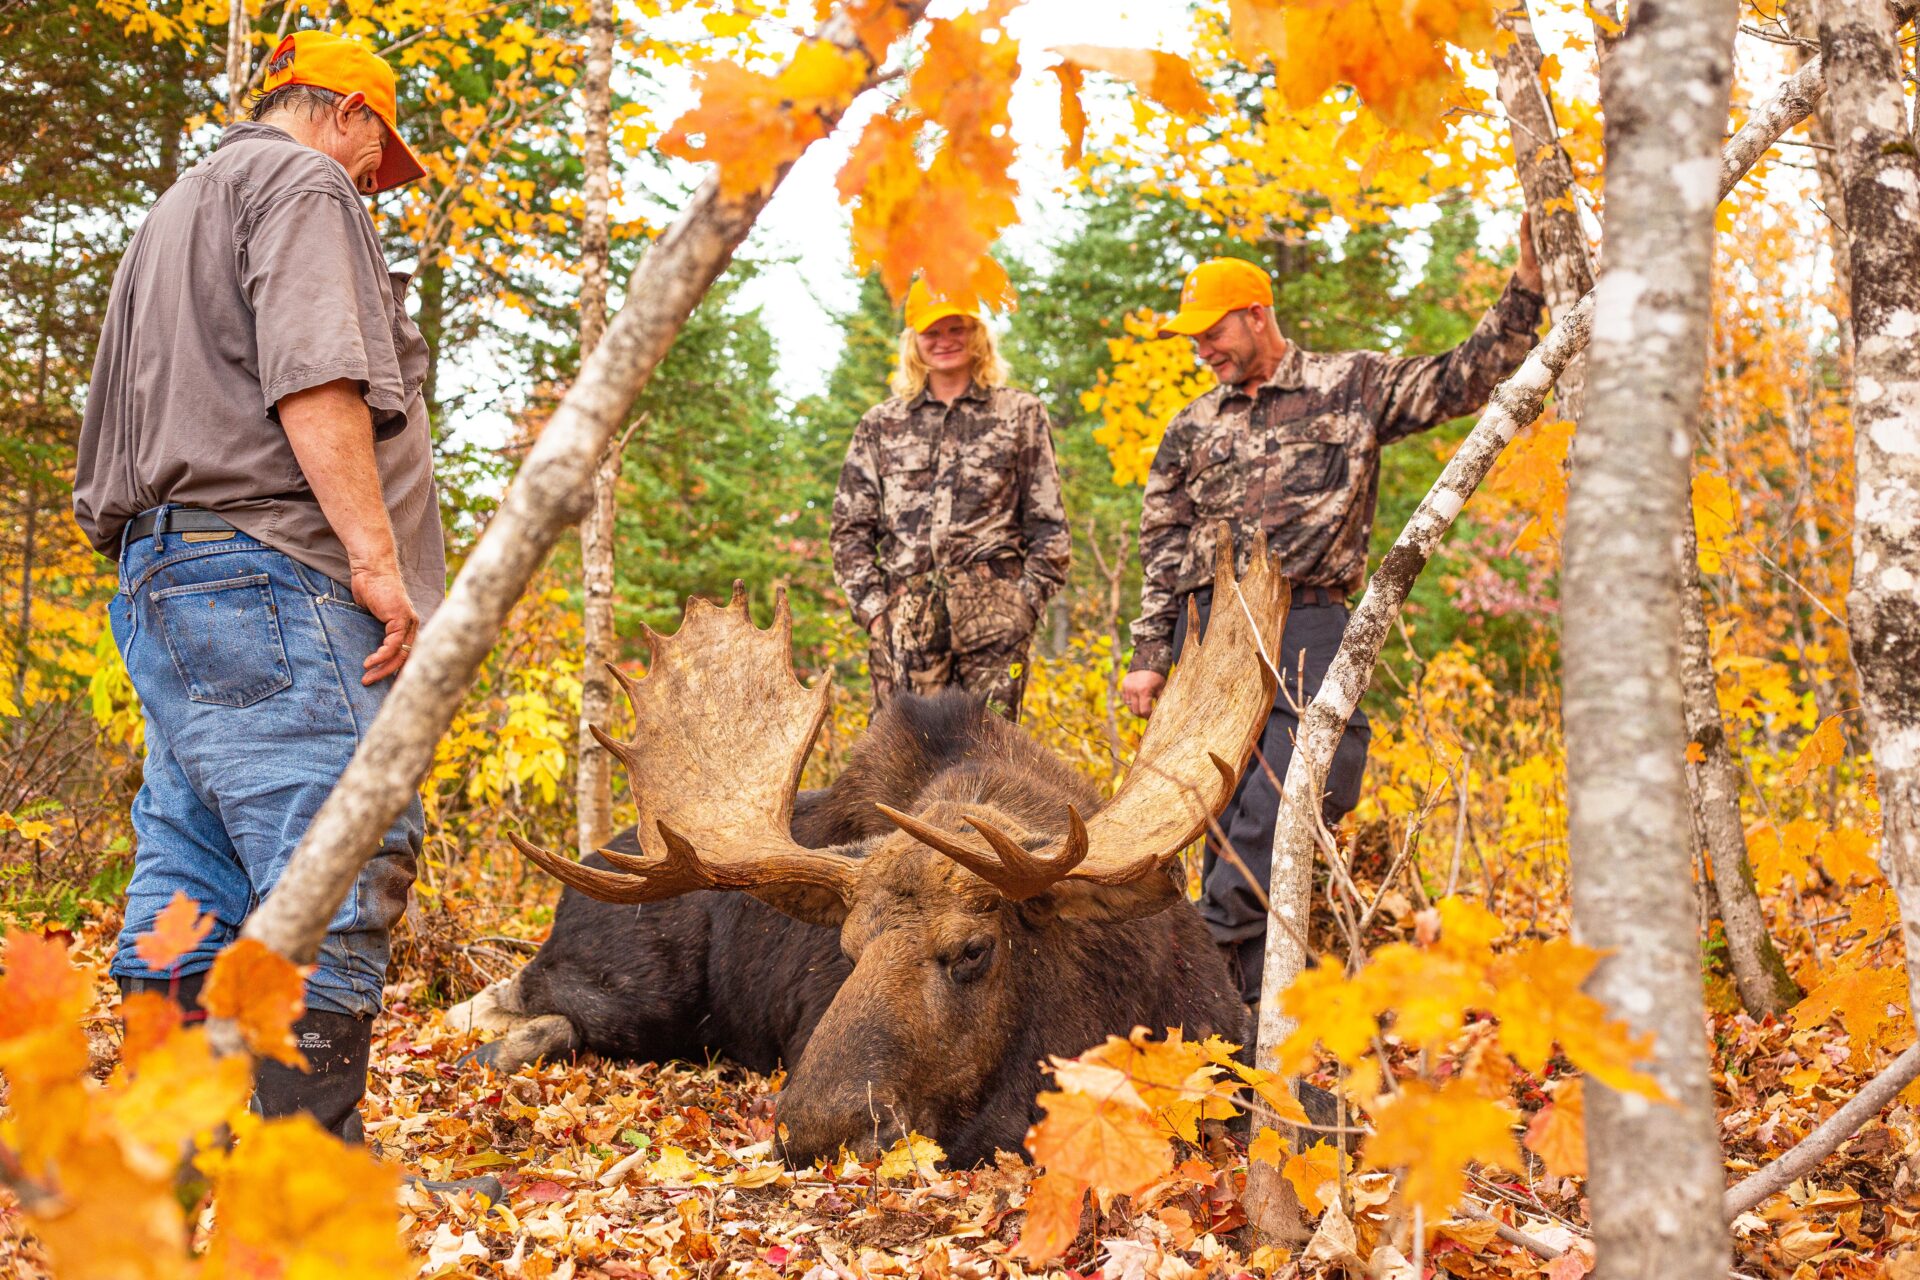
[456,691,1248,1165]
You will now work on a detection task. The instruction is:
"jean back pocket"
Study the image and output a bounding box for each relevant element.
[151,573,293,708]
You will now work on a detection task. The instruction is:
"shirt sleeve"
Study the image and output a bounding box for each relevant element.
[239,188,409,435]
[1128,410,1199,675]
[830,414,890,629]
[1370,276,1547,445]
[1015,397,1071,614]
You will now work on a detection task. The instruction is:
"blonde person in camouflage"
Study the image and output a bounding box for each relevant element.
[1121,231,1545,1006]
[830,279,1070,720]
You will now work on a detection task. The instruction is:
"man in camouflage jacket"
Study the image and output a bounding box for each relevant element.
[1122,240,1544,1004]
[831,286,1070,720]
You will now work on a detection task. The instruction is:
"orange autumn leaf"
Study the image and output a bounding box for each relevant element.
[1690,471,1740,574]
[1052,45,1212,118]
[133,891,214,973]
[20,1129,195,1280]
[202,938,308,1067]
[1284,1139,1344,1214]
[1227,0,1501,139]
[1362,1078,1520,1220]
[0,928,95,1088]
[1523,1079,1587,1178]
[1792,966,1910,1058]
[1027,1062,1173,1197]
[1053,61,1087,167]
[1081,1028,1239,1142]
[1012,1168,1086,1265]
[817,0,913,62]
[117,991,183,1071]
[1816,825,1880,886]
[1489,938,1665,1099]
[1686,740,1707,764]
[105,1027,252,1177]
[1786,714,1846,787]
[201,1114,410,1279]
[661,41,868,200]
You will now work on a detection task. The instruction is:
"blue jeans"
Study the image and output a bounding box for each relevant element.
[108,512,419,1017]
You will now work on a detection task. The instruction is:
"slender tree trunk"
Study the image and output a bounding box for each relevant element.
[226,0,250,121]
[1239,0,1920,1246]
[574,0,619,859]
[1788,0,1855,348]
[209,3,928,1015]
[13,490,34,715]
[1492,0,1595,418]
[1678,508,1802,1016]
[1563,0,1737,1273]
[1819,0,1920,1027]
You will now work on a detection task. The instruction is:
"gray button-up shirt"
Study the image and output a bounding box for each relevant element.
[74,122,445,617]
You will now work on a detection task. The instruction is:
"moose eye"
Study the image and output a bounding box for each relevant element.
[945,938,994,984]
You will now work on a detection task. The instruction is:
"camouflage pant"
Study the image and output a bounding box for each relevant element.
[869,561,1037,721]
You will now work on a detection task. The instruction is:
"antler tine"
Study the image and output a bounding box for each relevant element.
[510,832,677,904]
[874,804,1008,882]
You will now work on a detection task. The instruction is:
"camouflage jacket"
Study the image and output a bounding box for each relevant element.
[831,382,1071,629]
[1129,277,1546,675]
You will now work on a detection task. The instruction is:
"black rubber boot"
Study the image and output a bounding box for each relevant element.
[116,971,209,1018]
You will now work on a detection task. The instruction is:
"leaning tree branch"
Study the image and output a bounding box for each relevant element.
[1724,1042,1920,1217]
[207,0,931,1054]
[1248,0,1920,1079]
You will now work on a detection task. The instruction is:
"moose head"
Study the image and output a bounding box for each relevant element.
[513,529,1289,1162]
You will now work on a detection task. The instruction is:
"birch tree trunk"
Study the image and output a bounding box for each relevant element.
[226,0,251,120]
[1492,0,1595,418]
[1239,0,1920,1246]
[1788,0,1855,344]
[1678,512,1803,1016]
[1819,0,1920,1027]
[574,0,619,859]
[1562,0,1737,1271]
[210,3,927,1014]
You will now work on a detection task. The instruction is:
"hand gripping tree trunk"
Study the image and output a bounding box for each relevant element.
[1241,0,1917,1245]
[1562,0,1737,1273]
[1819,0,1920,1028]
[1678,510,1802,1016]
[575,0,619,859]
[1492,0,1595,418]
[207,2,930,1046]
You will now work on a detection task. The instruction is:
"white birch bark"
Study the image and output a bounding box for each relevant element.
[210,4,927,1028]
[1819,0,1920,1027]
[575,0,619,859]
[1562,0,1737,1271]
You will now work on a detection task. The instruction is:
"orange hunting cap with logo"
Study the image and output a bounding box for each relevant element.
[905,278,975,333]
[261,30,426,193]
[1158,257,1274,338]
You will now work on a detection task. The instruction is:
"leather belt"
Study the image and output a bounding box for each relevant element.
[124,508,239,542]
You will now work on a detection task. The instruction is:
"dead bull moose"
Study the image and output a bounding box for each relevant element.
[452,530,1295,1166]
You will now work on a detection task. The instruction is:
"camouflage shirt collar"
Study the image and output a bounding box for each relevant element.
[1219,343,1306,403]
[910,379,990,411]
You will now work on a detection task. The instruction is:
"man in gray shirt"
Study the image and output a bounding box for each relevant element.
[73,31,472,1174]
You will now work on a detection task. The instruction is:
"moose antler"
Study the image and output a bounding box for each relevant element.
[878,525,1288,902]
[511,584,862,906]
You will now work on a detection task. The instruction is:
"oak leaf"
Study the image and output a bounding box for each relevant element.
[1361,1078,1519,1220]
[133,890,214,973]
[202,938,308,1068]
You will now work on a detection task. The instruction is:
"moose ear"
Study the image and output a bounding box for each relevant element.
[748,885,851,929]
[1018,868,1183,927]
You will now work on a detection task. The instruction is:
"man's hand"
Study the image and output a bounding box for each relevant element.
[1517,211,1544,294]
[350,561,418,685]
[1121,669,1166,718]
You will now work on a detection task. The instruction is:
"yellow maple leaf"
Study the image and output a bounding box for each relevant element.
[1052,45,1212,118]
[133,891,214,973]
[876,1132,945,1180]
[1284,1139,1344,1214]
[1277,956,1381,1073]
[201,1113,409,1279]
[1816,826,1880,887]
[1786,714,1847,787]
[1489,939,1666,1099]
[1013,1168,1087,1265]
[1792,966,1910,1058]
[1362,1078,1519,1220]
[661,41,867,200]
[1028,1073,1173,1197]
[202,938,308,1068]
[118,992,183,1072]
[646,1144,706,1183]
[22,1128,194,1280]
[105,1027,252,1178]
[1248,1125,1286,1168]
[1082,1028,1240,1141]
[1522,1079,1586,1178]
[1691,471,1739,574]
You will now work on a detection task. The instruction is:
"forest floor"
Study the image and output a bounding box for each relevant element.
[1,852,1916,1280]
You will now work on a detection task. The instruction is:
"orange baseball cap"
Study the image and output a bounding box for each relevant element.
[905,278,975,333]
[1159,258,1274,337]
[260,31,426,193]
